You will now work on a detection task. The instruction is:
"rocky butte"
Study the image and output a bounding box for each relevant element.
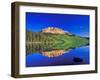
[42,27,70,34]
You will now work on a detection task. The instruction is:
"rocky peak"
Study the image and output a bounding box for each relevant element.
[42,27,66,34]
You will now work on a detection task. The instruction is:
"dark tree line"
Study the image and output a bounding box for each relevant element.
[26,31,54,43]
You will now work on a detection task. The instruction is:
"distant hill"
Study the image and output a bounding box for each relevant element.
[42,27,71,35]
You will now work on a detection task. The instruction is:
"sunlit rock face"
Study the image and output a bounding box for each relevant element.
[40,50,66,58]
[42,27,66,34]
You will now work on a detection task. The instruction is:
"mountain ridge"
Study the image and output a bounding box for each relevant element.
[42,27,71,35]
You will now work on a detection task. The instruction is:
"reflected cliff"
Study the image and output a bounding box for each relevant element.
[40,50,71,58]
[26,43,76,58]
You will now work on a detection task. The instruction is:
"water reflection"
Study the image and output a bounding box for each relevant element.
[40,50,70,58]
[26,43,71,57]
[26,43,53,53]
[26,46,89,67]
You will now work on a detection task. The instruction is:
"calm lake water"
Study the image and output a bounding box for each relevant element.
[26,46,89,67]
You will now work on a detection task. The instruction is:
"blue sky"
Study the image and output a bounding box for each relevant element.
[26,12,90,37]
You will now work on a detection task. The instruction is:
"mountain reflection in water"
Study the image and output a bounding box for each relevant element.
[40,50,71,58]
[26,43,72,57]
[26,45,89,67]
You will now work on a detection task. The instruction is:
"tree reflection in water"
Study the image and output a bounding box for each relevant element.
[26,43,71,57]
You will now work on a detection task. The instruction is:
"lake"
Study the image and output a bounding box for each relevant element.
[26,46,89,67]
